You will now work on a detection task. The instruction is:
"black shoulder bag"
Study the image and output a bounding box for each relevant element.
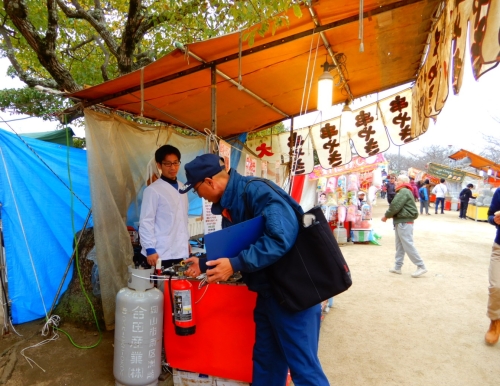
[244,179,352,312]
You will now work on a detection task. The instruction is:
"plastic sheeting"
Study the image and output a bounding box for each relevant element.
[0,129,91,324]
[84,110,206,329]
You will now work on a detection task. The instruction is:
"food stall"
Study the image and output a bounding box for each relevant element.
[55,0,498,383]
[309,154,387,244]
[425,163,481,211]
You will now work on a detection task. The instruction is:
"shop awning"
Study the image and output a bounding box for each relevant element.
[449,149,500,175]
[69,0,441,138]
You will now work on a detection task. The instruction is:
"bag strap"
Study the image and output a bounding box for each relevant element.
[243,178,303,224]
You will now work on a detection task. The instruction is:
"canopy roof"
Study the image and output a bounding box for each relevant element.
[70,0,440,138]
[449,149,500,175]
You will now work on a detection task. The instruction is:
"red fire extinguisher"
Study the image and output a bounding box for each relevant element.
[168,270,196,336]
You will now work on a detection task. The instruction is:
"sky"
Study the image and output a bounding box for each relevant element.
[0,48,498,153]
[285,47,500,156]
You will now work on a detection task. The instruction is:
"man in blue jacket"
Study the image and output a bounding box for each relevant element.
[485,188,500,345]
[181,154,329,386]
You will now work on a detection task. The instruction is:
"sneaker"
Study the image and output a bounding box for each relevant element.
[411,267,427,278]
[324,306,330,313]
[389,268,402,275]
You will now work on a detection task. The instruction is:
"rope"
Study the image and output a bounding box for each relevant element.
[140,67,145,117]
[359,0,365,52]
[303,35,320,115]
[299,34,315,116]
[238,31,243,90]
[204,128,220,153]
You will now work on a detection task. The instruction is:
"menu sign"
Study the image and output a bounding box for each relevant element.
[427,163,465,182]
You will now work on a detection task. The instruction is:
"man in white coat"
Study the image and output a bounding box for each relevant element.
[139,145,189,270]
[432,178,448,214]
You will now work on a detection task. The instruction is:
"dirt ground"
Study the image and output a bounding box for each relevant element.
[0,200,499,385]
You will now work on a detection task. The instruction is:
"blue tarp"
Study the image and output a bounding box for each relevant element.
[0,129,91,324]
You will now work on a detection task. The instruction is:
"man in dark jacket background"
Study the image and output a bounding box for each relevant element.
[459,183,474,219]
[382,175,427,278]
[386,175,396,204]
[181,154,329,386]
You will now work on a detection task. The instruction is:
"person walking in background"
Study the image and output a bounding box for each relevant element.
[432,178,448,214]
[485,188,500,345]
[459,183,474,219]
[418,181,430,215]
[381,181,387,199]
[386,175,396,204]
[382,175,427,278]
[409,177,419,202]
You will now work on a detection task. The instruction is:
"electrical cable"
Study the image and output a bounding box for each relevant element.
[51,120,102,349]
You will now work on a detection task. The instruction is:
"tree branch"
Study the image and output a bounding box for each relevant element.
[62,0,119,58]
[0,24,59,89]
[93,35,109,81]
[4,0,79,91]
[56,0,82,18]
[63,36,95,53]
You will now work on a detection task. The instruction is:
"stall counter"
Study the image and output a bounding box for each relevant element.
[164,280,256,383]
[466,205,488,221]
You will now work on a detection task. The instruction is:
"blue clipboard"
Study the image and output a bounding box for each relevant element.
[204,216,265,260]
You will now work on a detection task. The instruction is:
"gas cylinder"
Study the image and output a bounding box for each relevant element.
[114,266,164,386]
[168,271,196,336]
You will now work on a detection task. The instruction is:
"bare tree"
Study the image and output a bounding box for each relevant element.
[481,135,500,164]
[385,145,453,174]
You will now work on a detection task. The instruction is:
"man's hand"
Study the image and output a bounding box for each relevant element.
[494,211,500,225]
[184,257,201,278]
[147,253,159,267]
[205,258,234,283]
[381,216,387,222]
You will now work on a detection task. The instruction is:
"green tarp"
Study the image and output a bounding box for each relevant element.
[22,128,74,146]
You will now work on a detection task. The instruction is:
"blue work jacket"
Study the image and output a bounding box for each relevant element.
[211,170,302,293]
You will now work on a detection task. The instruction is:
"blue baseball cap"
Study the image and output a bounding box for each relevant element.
[179,153,225,194]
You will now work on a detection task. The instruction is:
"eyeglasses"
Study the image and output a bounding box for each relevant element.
[161,161,181,168]
[193,181,204,196]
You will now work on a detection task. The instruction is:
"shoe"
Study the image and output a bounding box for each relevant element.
[389,268,402,275]
[441,212,444,214]
[485,319,500,345]
[427,213,431,215]
[324,306,330,313]
[411,267,427,278]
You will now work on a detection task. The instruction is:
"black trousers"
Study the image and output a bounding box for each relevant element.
[459,200,469,218]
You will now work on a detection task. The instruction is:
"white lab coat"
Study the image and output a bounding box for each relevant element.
[139,178,189,261]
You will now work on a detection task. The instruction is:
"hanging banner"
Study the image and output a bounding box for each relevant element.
[278,128,314,176]
[350,104,390,158]
[451,0,471,94]
[310,117,352,170]
[427,162,466,182]
[411,71,430,138]
[469,0,500,80]
[308,153,386,180]
[246,135,282,182]
[219,139,231,171]
[379,89,414,146]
